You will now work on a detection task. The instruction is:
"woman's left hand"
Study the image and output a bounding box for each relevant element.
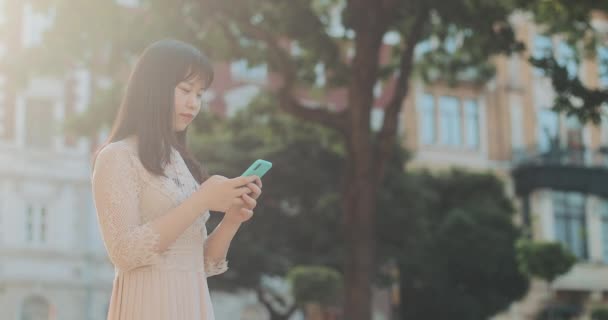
[224,176,262,224]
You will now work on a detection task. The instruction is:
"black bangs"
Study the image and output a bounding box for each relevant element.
[183,60,214,90]
[179,44,214,90]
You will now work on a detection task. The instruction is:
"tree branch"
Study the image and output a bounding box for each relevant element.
[255,284,297,319]
[373,8,428,185]
[218,13,348,133]
[256,284,280,317]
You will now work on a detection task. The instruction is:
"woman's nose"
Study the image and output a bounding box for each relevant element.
[188,95,199,109]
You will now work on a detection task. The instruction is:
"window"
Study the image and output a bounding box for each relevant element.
[418,93,435,145]
[565,116,584,164]
[40,207,47,242]
[464,99,479,149]
[553,191,587,260]
[223,85,260,118]
[533,35,553,58]
[557,41,578,79]
[26,205,34,242]
[230,59,267,83]
[25,204,48,244]
[115,0,140,8]
[537,109,559,153]
[25,99,54,148]
[598,46,608,88]
[314,63,326,87]
[599,199,608,263]
[532,35,553,76]
[23,3,54,48]
[439,96,461,146]
[370,108,384,132]
[414,39,434,60]
[21,295,50,320]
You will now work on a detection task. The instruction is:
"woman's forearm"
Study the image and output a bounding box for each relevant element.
[148,194,209,253]
[204,218,242,261]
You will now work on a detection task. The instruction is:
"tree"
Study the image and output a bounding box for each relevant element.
[516,240,576,283]
[516,240,577,320]
[522,1,608,124]
[592,307,608,320]
[15,1,531,318]
[377,146,530,320]
[287,265,343,320]
[199,98,532,320]
[193,3,526,319]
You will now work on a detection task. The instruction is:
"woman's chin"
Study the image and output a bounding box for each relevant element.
[173,123,189,132]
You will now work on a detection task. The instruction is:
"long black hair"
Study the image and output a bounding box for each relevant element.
[93,39,213,183]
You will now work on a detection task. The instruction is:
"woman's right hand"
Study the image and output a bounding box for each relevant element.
[195,175,258,212]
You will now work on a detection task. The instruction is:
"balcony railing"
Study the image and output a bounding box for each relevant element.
[511,146,608,198]
[512,146,608,169]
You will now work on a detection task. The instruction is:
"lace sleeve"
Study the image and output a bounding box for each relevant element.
[91,143,160,272]
[202,223,229,277]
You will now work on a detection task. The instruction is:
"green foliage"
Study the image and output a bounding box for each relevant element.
[192,94,345,290]
[592,307,608,320]
[529,55,608,125]
[377,157,529,320]
[521,1,608,124]
[516,239,577,282]
[14,0,537,138]
[520,0,608,47]
[194,94,529,319]
[414,2,525,86]
[287,265,343,307]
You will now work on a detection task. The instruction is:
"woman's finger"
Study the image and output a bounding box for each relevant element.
[240,207,254,216]
[234,186,253,196]
[232,197,245,207]
[247,183,261,197]
[254,176,262,188]
[241,193,257,209]
[232,175,258,187]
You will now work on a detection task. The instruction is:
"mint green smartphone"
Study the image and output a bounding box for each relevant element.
[241,159,272,178]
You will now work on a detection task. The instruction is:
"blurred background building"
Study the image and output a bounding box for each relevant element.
[0,2,115,320]
[400,12,608,320]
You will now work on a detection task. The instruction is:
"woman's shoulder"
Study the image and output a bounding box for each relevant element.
[95,138,139,169]
[99,140,133,156]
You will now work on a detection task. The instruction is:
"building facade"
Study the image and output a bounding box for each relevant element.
[0,2,116,320]
[400,12,608,319]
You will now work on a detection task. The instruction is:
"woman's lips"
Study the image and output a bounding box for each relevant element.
[179,113,193,121]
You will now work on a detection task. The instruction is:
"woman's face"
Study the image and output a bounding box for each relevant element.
[173,77,205,132]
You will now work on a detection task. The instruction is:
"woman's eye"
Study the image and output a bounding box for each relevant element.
[180,87,191,93]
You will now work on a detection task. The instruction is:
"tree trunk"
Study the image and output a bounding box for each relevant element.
[340,21,384,318]
[341,151,377,320]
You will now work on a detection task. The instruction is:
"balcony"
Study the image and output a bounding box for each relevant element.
[511,147,608,198]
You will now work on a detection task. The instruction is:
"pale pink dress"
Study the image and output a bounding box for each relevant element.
[91,137,227,320]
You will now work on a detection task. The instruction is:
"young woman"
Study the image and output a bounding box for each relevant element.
[91,39,262,320]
